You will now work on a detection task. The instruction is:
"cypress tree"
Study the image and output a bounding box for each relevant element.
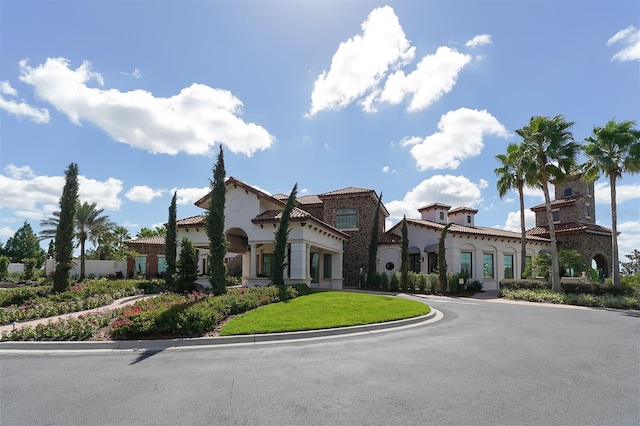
[400,216,409,291]
[165,191,178,289]
[176,237,198,293]
[366,192,382,289]
[208,145,227,295]
[438,223,453,293]
[272,183,297,286]
[53,163,79,292]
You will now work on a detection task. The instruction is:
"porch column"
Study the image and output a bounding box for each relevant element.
[289,242,308,282]
[249,243,258,278]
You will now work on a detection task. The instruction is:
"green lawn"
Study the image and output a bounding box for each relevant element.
[219,290,431,335]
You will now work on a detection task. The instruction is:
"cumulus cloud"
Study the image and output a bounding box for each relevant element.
[0,226,15,239]
[1,81,17,96]
[171,187,210,205]
[385,175,485,221]
[503,209,537,232]
[618,221,640,257]
[465,34,492,48]
[379,46,471,112]
[594,182,640,205]
[607,25,640,62]
[307,6,415,116]
[382,166,390,173]
[18,57,274,156]
[407,108,510,170]
[0,165,123,221]
[125,185,164,203]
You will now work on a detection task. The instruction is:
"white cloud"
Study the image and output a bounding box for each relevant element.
[594,182,640,205]
[503,209,537,232]
[382,166,390,173]
[3,164,35,180]
[172,187,209,205]
[122,68,142,78]
[0,165,123,221]
[385,175,484,221]
[407,108,510,170]
[1,81,17,96]
[465,34,492,48]
[0,226,16,239]
[607,25,640,62]
[0,95,50,123]
[125,185,164,203]
[18,57,274,156]
[379,46,472,112]
[478,179,489,189]
[618,221,640,257]
[307,6,415,116]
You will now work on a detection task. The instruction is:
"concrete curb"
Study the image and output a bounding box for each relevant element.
[0,309,442,353]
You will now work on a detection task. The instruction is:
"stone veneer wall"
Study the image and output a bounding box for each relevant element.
[321,194,383,287]
[556,232,612,277]
[126,244,164,278]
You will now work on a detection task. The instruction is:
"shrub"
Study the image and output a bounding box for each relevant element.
[467,280,483,292]
[418,273,427,293]
[390,273,399,292]
[21,258,38,281]
[135,279,169,294]
[561,282,631,296]
[426,274,438,294]
[0,256,10,280]
[448,272,459,293]
[500,279,551,291]
[380,272,389,291]
[225,275,241,287]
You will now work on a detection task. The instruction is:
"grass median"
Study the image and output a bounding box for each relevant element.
[219,290,431,336]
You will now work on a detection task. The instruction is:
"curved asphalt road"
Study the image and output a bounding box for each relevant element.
[1,295,638,425]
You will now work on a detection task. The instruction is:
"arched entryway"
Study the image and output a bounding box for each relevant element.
[591,254,609,279]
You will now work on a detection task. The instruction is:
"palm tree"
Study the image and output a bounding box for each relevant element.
[581,119,640,287]
[113,226,131,261]
[40,202,115,280]
[495,143,538,279]
[517,115,580,292]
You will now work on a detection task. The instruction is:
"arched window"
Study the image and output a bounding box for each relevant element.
[336,208,357,229]
[564,188,573,197]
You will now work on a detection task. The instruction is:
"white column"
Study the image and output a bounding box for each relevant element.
[289,242,308,282]
[249,244,258,278]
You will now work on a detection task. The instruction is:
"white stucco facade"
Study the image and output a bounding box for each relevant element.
[177,178,347,289]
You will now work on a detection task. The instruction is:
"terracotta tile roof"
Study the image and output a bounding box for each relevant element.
[449,206,478,214]
[126,236,165,246]
[418,203,451,211]
[319,187,374,197]
[530,196,579,211]
[399,218,550,242]
[527,222,613,236]
[296,194,323,205]
[176,215,206,226]
[378,232,401,244]
[195,176,285,209]
[252,207,313,222]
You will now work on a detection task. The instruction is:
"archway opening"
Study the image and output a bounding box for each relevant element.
[591,254,608,280]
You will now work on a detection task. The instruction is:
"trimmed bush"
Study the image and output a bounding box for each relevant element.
[500,279,551,291]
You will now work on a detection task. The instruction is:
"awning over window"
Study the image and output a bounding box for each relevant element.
[409,246,421,254]
[424,243,439,252]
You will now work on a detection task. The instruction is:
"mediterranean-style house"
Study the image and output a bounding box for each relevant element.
[125,175,612,290]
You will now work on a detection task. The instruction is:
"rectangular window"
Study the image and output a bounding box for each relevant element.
[460,252,472,277]
[584,204,591,218]
[262,253,274,277]
[552,210,560,222]
[467,215,471,224]
[323,254,332,278]
[504,254,514,279]
[157,256,167,275]
[336,208,357,229]
[134,256,147,275]
[409,254,421,273]
[483,253,494,279]
[439,211,445,221]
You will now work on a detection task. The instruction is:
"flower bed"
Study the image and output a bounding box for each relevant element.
[500,288,640,309]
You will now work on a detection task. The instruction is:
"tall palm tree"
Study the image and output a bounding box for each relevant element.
[581,119,640,287]
[495,143,538,278]
[517,115,580,292]
[40,202,115,280]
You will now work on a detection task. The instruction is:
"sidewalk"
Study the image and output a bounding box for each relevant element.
[0,294,152,334]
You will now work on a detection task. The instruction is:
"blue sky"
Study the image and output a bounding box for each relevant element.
[1,1,639,257]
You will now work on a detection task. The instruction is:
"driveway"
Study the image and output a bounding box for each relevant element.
[1,296,638,425]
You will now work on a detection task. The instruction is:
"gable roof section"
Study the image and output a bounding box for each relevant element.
[194,176,286,209]
[177,215,206,227]
[449,206,478,214]
[390,218,549,242]
[251,207,350,239]
[418,202,452,211]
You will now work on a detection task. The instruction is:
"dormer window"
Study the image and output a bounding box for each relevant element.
[336,208,357,229]
[467,215,471,224]
[564,188,572,197]
[439,212,445,221]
